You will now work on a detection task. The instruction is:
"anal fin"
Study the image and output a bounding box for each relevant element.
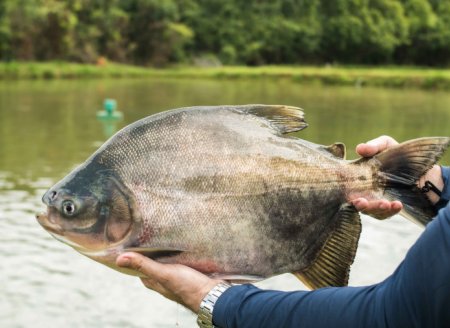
[294,204,361,289]
[210,274,264,284]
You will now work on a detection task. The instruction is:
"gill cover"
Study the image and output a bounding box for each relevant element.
[42,159,138,251]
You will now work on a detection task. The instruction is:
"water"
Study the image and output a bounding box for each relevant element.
[1,78,449,327]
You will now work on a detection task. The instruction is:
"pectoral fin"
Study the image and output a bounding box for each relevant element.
[294,204,361,289]
[123,247,185,259]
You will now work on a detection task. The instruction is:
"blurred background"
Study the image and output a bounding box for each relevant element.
[1,0,450,66]
[1,1,450,327]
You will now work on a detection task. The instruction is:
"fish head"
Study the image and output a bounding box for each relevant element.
[37,163,141,273]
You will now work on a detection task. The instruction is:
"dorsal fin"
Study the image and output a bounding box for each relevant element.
[294,204,361,289]
[320,143,346,159]
[237,105,307,134]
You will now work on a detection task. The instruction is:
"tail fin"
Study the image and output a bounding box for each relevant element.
[374,137,450,226]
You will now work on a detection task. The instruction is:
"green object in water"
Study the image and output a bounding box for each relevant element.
[97,98,123,119]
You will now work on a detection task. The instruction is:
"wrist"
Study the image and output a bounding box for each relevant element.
[419,165,444,204]
[197,281,232,328]
[192,279,224,313]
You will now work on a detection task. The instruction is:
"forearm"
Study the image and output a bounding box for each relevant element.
[214,284,381,328]
[213,204,450,328]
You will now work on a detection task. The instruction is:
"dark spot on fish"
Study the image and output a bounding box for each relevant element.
[262,187,345,266]
[266,188,342,237]
[358,176,366,181]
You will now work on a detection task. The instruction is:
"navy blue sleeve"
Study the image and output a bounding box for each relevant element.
[437,166,450,210]
[213,204,450,328]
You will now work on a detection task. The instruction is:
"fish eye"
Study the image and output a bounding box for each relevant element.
[62,200,77,217]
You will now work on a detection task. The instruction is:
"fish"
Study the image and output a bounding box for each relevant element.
[36,105,450,289]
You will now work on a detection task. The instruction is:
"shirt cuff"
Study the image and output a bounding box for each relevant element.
[212,284,257,328]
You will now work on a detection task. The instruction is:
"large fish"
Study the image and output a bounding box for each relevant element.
[37,105,450,289]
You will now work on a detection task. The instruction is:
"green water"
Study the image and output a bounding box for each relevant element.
[1,78,449,327]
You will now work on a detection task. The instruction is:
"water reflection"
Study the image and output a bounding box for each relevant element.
[97,117,122,138]
[0,78,449,327]
[96,98,124,137]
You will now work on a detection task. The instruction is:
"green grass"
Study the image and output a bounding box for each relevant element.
[2,61,450,90]
[0,61,151,79]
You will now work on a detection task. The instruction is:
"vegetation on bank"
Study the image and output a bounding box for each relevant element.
[1,0,450,67]
[0,62,152,79]
[3,62,450,90]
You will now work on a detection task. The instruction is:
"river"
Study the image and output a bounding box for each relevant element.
[1,78,449,327]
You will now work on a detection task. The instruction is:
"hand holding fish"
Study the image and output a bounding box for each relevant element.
[351,135,444,218]
[35,103,450,328]
[351,135,403,218]
[116,252,218,313]
[37,106,450,316]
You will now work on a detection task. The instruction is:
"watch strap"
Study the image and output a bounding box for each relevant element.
[197,282,232,328]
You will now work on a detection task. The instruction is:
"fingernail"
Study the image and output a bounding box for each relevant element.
[379,203,388,210]
[393,202,402,210]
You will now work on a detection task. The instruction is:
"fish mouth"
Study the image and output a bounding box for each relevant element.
[35,211,87,250]
[36,211,63,235]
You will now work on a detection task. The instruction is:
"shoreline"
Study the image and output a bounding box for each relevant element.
[2,62,450,90]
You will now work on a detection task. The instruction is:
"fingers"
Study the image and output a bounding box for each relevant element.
[352,198,402,219]
[116,252,170,281]
[356,135,398,157]
[116,252,220,312]
[116,253,185,303]
[354,136,403,218]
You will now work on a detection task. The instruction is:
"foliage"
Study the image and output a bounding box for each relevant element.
[4,62,450,91]
[0,0,449,66]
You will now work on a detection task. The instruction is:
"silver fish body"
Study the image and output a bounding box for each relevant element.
[37,105,450,288]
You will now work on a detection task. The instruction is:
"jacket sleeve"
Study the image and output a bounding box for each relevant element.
[436,166,450,210]
[213,204,450,328]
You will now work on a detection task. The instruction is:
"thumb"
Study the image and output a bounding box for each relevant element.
[116,252,168,280]
[356,135,398,157]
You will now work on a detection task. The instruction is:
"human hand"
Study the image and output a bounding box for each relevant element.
[352,135,403,218]
[116,253,222,313]
[351,135,444,218]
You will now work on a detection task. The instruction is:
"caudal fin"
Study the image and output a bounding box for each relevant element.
[374,137,450,226]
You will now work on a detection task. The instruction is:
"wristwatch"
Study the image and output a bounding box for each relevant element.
[197,282,232,328]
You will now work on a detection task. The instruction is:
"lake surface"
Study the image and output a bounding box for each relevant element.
[1,78,449,327]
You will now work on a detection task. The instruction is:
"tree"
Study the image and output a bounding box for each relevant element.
[120,0,193,66]
[321,0,408,64]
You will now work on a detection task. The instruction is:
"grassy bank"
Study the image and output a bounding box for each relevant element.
[0,62,152,79]
[2,61,450,90]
